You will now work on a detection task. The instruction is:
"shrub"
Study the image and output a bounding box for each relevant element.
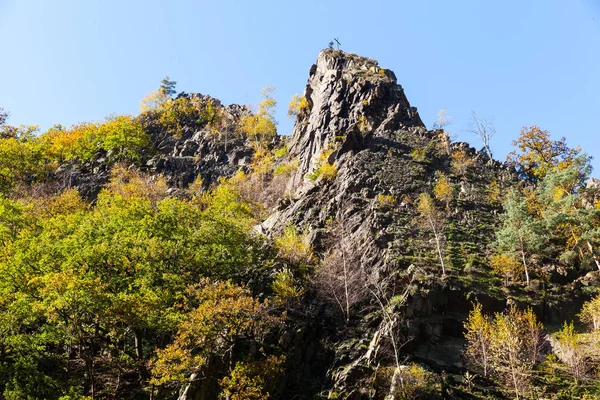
[271,268,304,303]
[376,194,396,209]
[307,147,337,182]
[288,94,310,118]
[274,225,315,267]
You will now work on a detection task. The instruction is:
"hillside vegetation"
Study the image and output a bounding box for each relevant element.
[0,50,599,399]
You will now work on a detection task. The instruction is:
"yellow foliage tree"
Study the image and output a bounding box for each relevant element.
[489,252,521,286]
[150,280,282,386]
[140,88,171,112]
[433,173,452,208]
[508,126,583,182]
[464,303,492,377]
[451,148,475,177]
[239,87,277,147]
[287,94,310,119]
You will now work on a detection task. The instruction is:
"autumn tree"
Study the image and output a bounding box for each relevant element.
[508,126,584,182]
[433,172,453,209]
[150,280,282,389]
[580,294,600,331]
[239,87,277,147]
[495,189,545,286]
[416,193,447,275]
[451,148,475,178]
[140,76,176,112]
[464,305,543,399]
[537,155,600,271]
[464,302,492,377]
[288,94,310,118]
[555,321,589,381]
[489,252,521,286]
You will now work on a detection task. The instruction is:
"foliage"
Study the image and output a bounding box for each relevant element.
[508,126,585,182]
[464,302,493,377]
[160,76,177,97]
[288,94,310,118]
[433,172,453,208]
[555,321,589,380]
[271,269,304,303]
[274,224,315,267]
[239,87,277,146]
[464,305,543,399]
[140,88,171,112]
[307,147,337,182]
[219,355,285,400]
[150,280,282,386]
[0,133,47,193]
[41,116,152,164]
[495,189,545,286]
[0,168,273,398]
[451,148,475,177]
[580,295,600,331]
[489,252,521,286]
[376,194,396,209]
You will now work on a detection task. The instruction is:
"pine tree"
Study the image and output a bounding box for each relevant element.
[496,189,545,286]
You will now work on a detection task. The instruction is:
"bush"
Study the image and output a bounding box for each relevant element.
[274,225,315,267]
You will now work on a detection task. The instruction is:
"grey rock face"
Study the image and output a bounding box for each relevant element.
[287,49,424,184]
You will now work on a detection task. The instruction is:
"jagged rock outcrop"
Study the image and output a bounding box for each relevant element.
[287,49,424,184]
[260,50,516,398]
[57,93,261,199]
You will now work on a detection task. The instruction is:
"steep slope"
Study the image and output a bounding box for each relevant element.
[260,49,580,399]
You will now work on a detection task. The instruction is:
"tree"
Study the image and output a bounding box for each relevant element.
[465,305,543,399]
[451,148,475,177]
[366,268,418,400]
[433,172,453,209]
[467,110,495,159]
[489,252,521,286]
[150,280,282,387]
[537,156,600,271]
[416,193,447,275]
[508,126,584,182]
[580,294,600,331]
[160,76,177,97]
[432,109,451,130]
[489,307,543,399]
[496,189,545,286]
[140,76,176,113]
[0,107,7,125]
[313,209,367,323]
[287,94,310,119]
[464,303,492,377]
[555,321,589,380]
[239,87,277,147]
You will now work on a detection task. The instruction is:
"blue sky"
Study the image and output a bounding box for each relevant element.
[1,1,599,170]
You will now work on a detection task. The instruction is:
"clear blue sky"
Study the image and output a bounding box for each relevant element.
[1,1,599,171]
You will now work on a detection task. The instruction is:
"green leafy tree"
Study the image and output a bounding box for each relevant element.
[496,189,545,286]
[160,76,177,97]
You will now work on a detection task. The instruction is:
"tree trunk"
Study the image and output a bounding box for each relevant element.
[586,241,600,271]
[521,250,530,286]
[133,328,143,359]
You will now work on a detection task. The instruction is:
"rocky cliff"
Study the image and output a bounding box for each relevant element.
[47,49,598,399]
